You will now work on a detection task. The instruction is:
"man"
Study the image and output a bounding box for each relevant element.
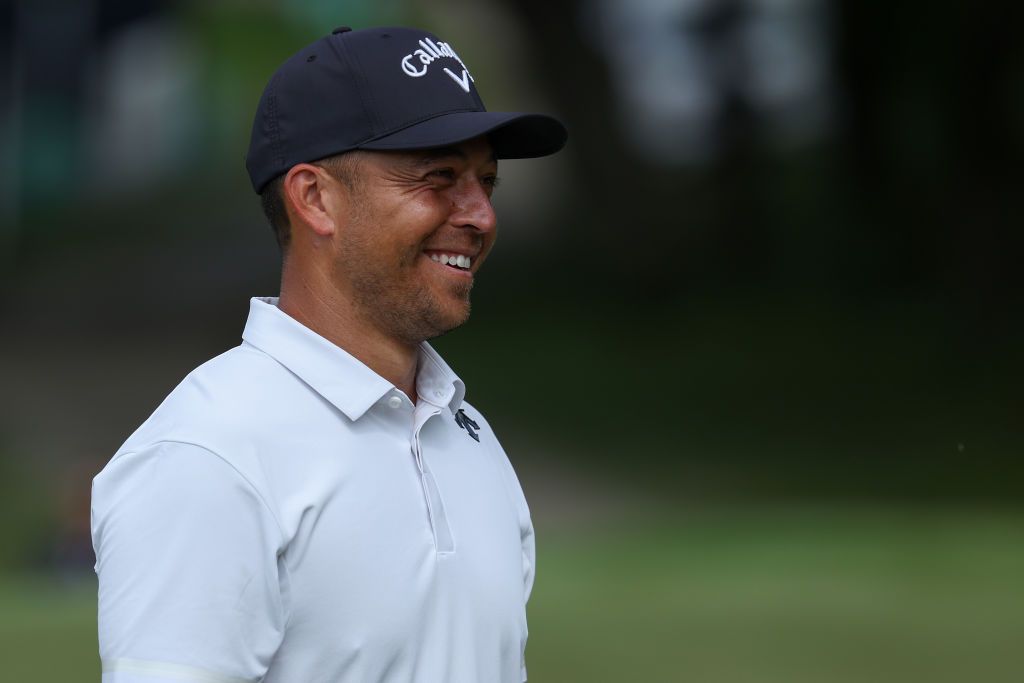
[90,26,566,683]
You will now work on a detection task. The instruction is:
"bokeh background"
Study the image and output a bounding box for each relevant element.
[2,0,1022,680]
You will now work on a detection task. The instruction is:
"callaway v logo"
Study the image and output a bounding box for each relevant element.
[401,38,475,93]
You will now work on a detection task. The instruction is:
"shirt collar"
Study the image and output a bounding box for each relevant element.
[416,341,466,413]
[241,297,465,420]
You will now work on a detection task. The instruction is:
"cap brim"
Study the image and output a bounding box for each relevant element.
[356,111,567,159]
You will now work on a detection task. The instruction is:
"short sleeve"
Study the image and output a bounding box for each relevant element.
[91,442,287,683]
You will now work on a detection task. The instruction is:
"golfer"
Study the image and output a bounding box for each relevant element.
[91,25,567,683]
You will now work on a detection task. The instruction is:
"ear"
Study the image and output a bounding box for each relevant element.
[282,164,347,238]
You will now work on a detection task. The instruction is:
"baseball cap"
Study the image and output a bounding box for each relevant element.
[245,26,568,193]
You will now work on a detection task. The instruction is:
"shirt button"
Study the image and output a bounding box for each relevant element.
[387,396,402,409]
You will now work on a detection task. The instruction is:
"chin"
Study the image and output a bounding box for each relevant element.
[389,294,472,344]
[426,302,472,339]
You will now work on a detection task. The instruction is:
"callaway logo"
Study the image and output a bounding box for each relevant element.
[401,38,475,93]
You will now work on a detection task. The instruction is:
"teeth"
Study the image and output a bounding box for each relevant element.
[428,253,471,269]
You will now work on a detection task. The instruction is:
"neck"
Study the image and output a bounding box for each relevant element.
[278,264,420,403]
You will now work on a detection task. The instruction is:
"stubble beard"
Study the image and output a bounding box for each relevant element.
[343,245,473,345]
[356,272,472,345]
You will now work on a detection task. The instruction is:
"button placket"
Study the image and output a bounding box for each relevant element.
[411,402,455,553]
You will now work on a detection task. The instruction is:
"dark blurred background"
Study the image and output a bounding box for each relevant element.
[1,0,1022,680]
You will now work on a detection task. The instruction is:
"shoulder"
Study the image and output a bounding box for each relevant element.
[94,439,261,504]
[91,439,286,552]
[116,342,313,460]
[98,343,311,519]
[166,341,293,417]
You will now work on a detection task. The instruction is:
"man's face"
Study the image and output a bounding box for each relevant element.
[328,136,499,345]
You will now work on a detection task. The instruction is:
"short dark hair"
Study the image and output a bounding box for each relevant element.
[260,175,290,250]
[259,152,365,252]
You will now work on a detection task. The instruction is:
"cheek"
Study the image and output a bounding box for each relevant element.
[347,186,462,265]
[384,187,448,221]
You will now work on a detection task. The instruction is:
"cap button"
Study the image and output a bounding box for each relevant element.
[332,26,352,34]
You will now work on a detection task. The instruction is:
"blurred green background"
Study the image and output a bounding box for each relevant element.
[1,0,1022,680]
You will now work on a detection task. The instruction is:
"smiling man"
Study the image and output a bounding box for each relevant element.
[90,26,566,683]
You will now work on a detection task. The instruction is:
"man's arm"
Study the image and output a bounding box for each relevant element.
[91,441,287,683]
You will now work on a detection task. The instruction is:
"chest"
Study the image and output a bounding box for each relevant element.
[261,407,527,660]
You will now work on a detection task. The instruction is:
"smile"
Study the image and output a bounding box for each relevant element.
[427,252,472,270]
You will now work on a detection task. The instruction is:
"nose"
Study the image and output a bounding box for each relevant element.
[450,178,497,234]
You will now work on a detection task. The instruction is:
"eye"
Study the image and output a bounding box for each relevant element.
[482,175,501,192]
[427,168,456,182]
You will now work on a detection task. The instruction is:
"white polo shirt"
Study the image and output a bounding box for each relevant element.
[91,297,535,683]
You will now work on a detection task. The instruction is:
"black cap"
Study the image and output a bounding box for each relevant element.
[245,26,568,193]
